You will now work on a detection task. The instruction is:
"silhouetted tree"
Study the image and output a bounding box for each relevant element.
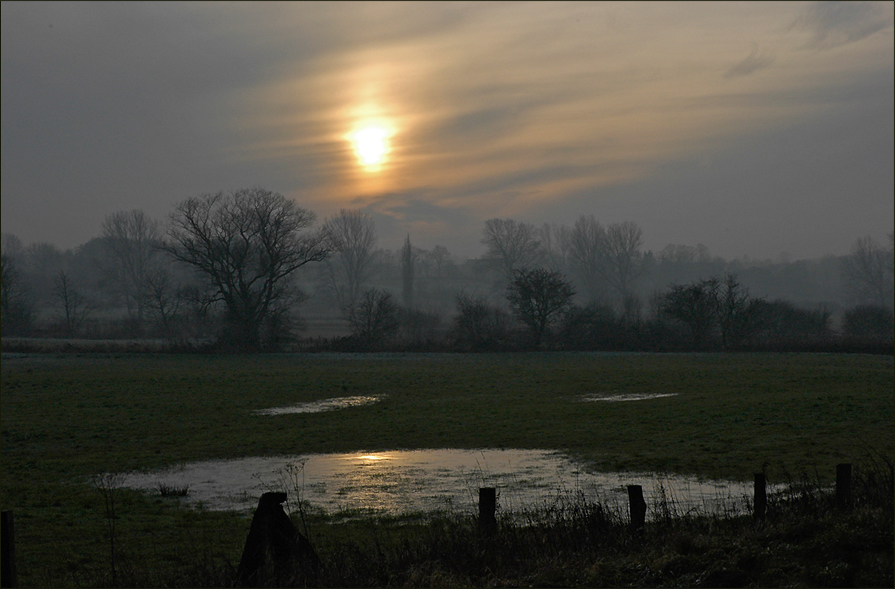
[603,221,645,302]
[53,271,91,337]
[558,303,625,350]
[481,218,541,279]
[401,235,415,309]
[538,222,572,272]
[427,245,455,278]
[397,307,443,348]
[25,241,65,306]
[347,288,398,346]
[323,209,378,308]
[661,278,719,349]
[715,273,765,349]
[569,214,606,303]
[506,267,575,348]
[100,209,162,325]
[751,299,832,343]
[162,187,328,351]
[842,305,894,339]
[842,235,894,309]
[143,266,183,341]
[452,292,513,351]
[1,250,34,336]
[660,273,764,350]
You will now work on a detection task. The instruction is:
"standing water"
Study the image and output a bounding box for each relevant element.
[119,449,757,519]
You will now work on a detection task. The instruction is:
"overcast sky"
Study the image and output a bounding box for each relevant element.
[2,1,893,260]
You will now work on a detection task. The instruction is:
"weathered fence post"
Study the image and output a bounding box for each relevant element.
[478,487,497,536]
[627,485,646,530]
[836,463,852,510]
[235,492,319,587]
[753,473,767,522]
[1,511,16,588]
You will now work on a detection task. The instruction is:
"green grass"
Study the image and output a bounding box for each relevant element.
[2,351,892,586]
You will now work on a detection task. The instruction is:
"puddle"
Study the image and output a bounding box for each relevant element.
[119,449,759,519]
[582,393,678,402]
[253,395,382,415]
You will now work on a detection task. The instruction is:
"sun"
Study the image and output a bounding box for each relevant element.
[348,123,393,170]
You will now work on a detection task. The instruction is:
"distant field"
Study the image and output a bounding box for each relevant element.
[1,352,892,586]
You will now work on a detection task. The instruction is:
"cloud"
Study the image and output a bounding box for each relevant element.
[1,2,892,260]
[794,1,892,48]
[723,44,776,78]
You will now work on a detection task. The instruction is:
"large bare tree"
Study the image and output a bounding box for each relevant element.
[162,187,328,350]
[481,218,541,278]
[842,235,894,309]
[101,209,162,323]
[568,214,606,302]
[506,267,575,348]
[322,209,378,308]
[603,221,644,301]
[401,234,415,309]
[538,222,572,272]
[53,271,91,337]
[1,244,33,336]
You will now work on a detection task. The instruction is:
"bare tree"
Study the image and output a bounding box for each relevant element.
[323,209,378,308]
[452,292,513,351]
[714,273,764,349]
[143,266,183,341]
[481,218,541,278]
[661,278,719,349]
[162,187,328,350]
[506,267,575,348]
[428,245,455,278]
[401,235,415,309]
[603,221,644,301]
[1,250,34,336]
[538,223,572,272]
[842,235,894,309]
[568,214,606,302]
[661,273,763,350]
[347,288,398,346]
[53,271,91,337]
[100,209,162,324]
[25,242,65,305]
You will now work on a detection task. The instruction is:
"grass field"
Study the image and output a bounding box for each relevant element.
[1,351,892,586]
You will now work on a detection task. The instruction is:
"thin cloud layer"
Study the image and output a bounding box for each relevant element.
[2,1,892,260]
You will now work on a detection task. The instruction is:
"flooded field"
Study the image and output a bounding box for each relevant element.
[253,395,383,415]
[581,393,678,402]
[120,448,759,519]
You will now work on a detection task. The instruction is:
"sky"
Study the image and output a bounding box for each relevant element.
[2,1,893,261]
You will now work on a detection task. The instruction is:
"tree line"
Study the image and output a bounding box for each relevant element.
[1,187,892,352]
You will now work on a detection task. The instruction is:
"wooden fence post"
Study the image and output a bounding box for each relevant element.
[478,487,497,536]
[236,492,318,587]
[2,511,16,588]
[753,473,766,522]
[836,463,852,510]
[627,485,646,529]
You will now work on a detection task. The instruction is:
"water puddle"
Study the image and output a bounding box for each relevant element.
[582,393,678,402]
[253,395,382,415]
[119,449,757,519]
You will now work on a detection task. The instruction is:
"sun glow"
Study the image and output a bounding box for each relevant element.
[348,122,393,171]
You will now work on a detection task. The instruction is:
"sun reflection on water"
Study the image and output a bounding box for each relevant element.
[119,449,768,520]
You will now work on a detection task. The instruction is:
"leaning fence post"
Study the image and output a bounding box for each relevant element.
[2,510,16,588]
[236,492,319,587]
[478,487,497,536]
[627,485,646,529]
[754,473,767,521]
[836,463,852,510]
